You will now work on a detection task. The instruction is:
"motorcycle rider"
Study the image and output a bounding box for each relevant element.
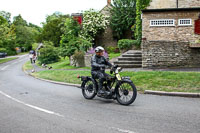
[91,46,112,95]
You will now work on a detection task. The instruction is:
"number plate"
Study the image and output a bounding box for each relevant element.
[116,74,122,80]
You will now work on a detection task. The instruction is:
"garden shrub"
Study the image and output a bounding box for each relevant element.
[38,41,60,64]
[105,46,119,53]
[118,39,139,51]
[0,48,7,53]
[60,37,92,59]
[6,49,16,55]
[32,43,39,50]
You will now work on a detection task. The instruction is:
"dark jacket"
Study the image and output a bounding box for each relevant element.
[91,55,112,72]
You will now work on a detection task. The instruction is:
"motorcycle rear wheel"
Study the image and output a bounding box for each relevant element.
[116,81,137,105]
[82,79,97,99]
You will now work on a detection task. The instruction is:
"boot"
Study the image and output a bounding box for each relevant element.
[97,82,105,95]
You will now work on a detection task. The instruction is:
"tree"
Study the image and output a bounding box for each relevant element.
[41,12,69,47]
[60,18,81,45]
[13,14,27,26]
[110,0,136,39]
[0,22,16,55]
[0,16,7,25]
[13,14,40,51]
[0,11,11,24]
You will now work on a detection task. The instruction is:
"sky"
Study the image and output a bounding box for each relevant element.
[0,0,107,26]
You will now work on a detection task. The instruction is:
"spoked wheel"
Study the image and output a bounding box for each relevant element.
[116,81,137,105]
[82,80,96,99]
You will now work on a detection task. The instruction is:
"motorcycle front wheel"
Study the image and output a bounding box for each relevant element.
[82,79,97,99]
[116,81,137,105]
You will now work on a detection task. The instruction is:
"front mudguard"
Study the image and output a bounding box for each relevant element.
[115,77,133,91]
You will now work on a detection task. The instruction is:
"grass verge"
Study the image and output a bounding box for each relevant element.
[0,57,18,64]
[23,61,34,71]
[17,52,28,55]
[109,53,121,60]
[32,70,200,93]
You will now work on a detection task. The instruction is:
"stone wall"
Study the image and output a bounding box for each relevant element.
[179,0,200,8]
[95,27,118,47]
[142,10,200,43]
[142,41,200,68]
[148,0,200,9]
[148,0,176,9]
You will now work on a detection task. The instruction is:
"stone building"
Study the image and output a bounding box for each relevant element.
[142,0,200,68]
[95,0,117,47]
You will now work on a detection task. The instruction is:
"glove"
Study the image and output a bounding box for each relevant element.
[100,65,105,70]
[114,65,119,68]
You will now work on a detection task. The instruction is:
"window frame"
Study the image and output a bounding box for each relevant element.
[150,19,175,27]
[178,19,192,26]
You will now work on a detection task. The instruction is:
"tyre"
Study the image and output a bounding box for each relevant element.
[116,81,137,105]
[82,79,97,99]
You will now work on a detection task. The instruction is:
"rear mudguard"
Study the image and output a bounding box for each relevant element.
[81,76,98,93]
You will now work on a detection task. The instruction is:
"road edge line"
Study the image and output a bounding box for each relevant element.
[144,90,200,98]
[22,65,81,88]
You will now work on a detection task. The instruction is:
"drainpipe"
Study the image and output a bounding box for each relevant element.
[176,0,179,8]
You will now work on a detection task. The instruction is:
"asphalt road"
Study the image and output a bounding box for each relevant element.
[0,55,200,133]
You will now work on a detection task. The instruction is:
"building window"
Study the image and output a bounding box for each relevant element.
[150,19,175,27]
[178,19,192,26]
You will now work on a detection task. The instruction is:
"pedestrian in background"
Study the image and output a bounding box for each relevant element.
[29,50,35,64]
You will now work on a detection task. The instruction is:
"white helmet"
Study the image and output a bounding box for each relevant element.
[95,46,104,53]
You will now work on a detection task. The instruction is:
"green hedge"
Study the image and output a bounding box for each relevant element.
[118,39,139,50]
[105,46,119,53]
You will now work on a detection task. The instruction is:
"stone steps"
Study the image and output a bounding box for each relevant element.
[122,54,142,58]
[116,64,142,68]
[118,57,142,61]
[114,61,142,64]
[114,50,142,68]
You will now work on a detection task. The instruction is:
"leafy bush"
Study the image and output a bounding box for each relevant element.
[118,39,139,50]
[38,41,60,64]
[110,0,136,39]
[60,18,81,45]
[6,50,16,55]
[32,43,38,50]
[60,37,92,58]
[105,46,119,53]
[0,48,7,52]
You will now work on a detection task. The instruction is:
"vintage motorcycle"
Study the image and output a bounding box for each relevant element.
[78,66,137,105]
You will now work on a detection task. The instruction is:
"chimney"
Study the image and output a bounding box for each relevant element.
[107,0,111,6]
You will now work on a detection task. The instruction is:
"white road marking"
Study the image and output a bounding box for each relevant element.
[0,90,64,117]
[111,127,136,133]
[1,65,10,70]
